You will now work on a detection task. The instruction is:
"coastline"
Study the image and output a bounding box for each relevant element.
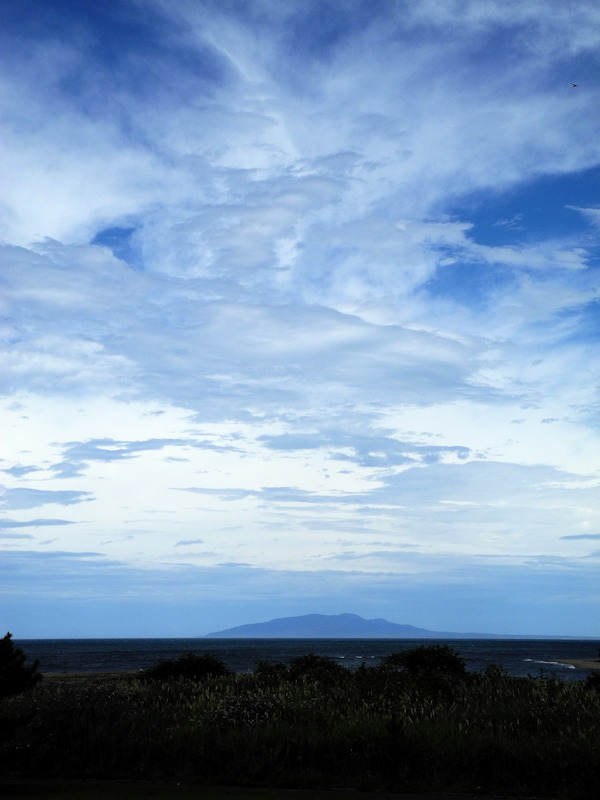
[39,659,600,684]
[20,638,600,680]
[556,658,600,671]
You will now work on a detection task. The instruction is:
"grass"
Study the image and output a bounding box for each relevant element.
[2,782,414,800]
[3,782,408,800]
[1,650,599,798]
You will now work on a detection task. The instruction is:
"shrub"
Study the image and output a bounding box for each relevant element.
[381,644,467,678]
[585,648,600,691]
[0,632,42,699]
[586,671,600,691]
[288,653,349,686]
[254,660,289,684]
[140,652,230,682]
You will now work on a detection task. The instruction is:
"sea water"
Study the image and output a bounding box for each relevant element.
[15,637,599,681]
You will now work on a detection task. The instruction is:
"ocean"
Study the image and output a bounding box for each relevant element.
[15,637,599,681]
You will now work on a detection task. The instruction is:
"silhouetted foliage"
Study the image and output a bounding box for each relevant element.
[2,643,599,797]
[381,643,467,677]
[140,651,230,682]
[254,659,289,684]
[288,653,349,686]
[0,632,42,699]
[378,644,468,700]
[586,648,600,691]
[483,662,509,680]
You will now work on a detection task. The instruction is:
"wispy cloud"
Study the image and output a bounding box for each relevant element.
[49,438,197,478]
[0,489,93,510]
[0,518,75,529]
[175,539,205,547]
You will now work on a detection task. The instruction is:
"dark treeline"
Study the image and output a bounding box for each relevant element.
[1,644,599,797]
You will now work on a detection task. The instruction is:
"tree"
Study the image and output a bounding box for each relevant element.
[0,632,42,699]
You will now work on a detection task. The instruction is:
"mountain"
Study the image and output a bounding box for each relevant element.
[204,613,500,639]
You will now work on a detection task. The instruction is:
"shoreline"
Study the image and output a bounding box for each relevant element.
[555,658,600,671]
[38,658,600,684]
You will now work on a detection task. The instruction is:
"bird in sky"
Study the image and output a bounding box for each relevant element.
[572,83,578,87]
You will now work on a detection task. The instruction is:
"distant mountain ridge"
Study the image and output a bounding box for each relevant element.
[204,613,501,639]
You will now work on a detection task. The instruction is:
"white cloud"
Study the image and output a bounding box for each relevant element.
[1,0,600,634]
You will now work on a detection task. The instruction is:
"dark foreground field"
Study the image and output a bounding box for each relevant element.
[2,648,600,799]
[0,782,521,800]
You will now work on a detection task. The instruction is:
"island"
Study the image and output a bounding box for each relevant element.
[204,612,502,639]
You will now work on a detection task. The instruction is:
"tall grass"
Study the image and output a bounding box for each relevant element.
[1,653,599,797]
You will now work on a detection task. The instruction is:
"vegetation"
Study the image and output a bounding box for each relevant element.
[1,644,599,798]
[0,632,42,699]
[140,652,230,682]
[585,648,600,691]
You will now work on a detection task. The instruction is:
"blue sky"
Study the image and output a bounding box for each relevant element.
[2,0,600,638]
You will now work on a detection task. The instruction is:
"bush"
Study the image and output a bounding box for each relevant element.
[587,671,600,691]
[585,648,600,691]
[0,632,42,699]
[381,644,467,678]
[140,652,230,682]
[254,659,289,684]
[288,653,349,686]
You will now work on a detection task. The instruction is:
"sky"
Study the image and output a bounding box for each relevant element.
[1,0,600,639]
